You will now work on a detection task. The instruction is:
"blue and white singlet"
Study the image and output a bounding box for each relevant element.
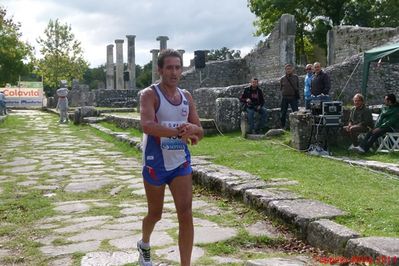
[142,84,191,185]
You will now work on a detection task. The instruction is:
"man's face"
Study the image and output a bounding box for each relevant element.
[158,56,182,86]
[384,96,391,106]
[353,96,363,108]
[285,66,293,75]
[251,79,258,88]
[314,63,321,74]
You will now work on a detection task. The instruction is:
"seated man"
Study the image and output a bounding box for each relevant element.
[344,93,373,150]
[240,78,267,134]
[354,94,399,153]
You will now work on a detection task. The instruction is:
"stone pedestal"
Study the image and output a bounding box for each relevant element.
[106,44,114,90]
[289,111,313,151]
[126,35,136,89]
[151,49,160,83]
[115,39,124,90]
[215,98,241,132]
[156,36,169,51]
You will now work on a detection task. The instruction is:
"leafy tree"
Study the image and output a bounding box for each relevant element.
[35,19,88,92]
[82,65,106,90]
[207,47,241,61]
[0,6,33,86]
[136,61,152,89]
[247,0,399,64]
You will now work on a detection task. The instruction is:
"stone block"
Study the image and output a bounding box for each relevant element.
[268,199,347,234]
[246,256,314,266]
[345,237,399,266]
[243,188,301,210]
[307,219,360,254]
[215,97,241,132]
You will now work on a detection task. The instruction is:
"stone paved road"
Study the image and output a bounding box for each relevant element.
[0,110,321,265]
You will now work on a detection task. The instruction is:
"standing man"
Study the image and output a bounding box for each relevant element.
[56,80,69,123]
[344,93,373,150]
[240,78,267,134]
[138,49,203,266]
[280,64,299,129]
[304,64,313,109]
[0,90,6,116]
[355,94,399,153]
[311,62,330,98]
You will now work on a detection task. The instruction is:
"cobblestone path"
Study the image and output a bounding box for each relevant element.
[0,110,321,265]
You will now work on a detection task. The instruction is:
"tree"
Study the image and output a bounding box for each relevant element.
[136,61,152,89]
[207,47,241,61]
[0,6,33,86]
[36,19,88,92]
[82,65,106,90]
[247,0,399,64]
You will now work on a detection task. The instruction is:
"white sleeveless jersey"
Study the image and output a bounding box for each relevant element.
[142,84,190,172]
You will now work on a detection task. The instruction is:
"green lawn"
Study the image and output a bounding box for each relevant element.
[189,132,399,237]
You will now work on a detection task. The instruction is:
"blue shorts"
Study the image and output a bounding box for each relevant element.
[142,161,192,186]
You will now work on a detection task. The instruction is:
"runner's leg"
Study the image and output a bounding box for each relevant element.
[168,174,193,266]
[141,180,165,243]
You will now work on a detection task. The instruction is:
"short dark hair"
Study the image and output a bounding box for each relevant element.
[157,49,183,68]
[385,93,397,104]
[251,77,258,81]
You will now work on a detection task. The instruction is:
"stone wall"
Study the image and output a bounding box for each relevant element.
[245,14,296,80]
[178,59,249,93]
[94,89,139,107]
[179,14,296,92]
[60,86,140,108]
[327,26,399,65]
[193,78,305,119]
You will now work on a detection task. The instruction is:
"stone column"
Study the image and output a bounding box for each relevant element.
[156,36,169,51]
[126,35,136,89]
[151,49,160,83]
[106,44,114,90]
[115,39,124,90]
[177,49,185,65]
[279,14,296,76]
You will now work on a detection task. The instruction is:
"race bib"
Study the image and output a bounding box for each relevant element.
[160,121,185,151]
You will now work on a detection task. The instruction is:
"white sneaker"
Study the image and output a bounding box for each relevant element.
[137,240,153,266]
[348,144,355,151]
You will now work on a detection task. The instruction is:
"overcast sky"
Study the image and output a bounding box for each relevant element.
[3,0,264,68]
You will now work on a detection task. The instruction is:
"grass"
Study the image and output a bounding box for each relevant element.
[189,132,399,237]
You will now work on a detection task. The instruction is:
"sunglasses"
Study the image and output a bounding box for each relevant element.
[306,68,312,70]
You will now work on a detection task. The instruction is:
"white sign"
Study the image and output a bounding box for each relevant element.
[1,87,44,107]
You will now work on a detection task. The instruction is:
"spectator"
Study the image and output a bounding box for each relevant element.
[354,94,399,153]
[304,64,313,109]
[344,93,373,150]
[311,62,330,98]
[240,78,267,134]
[0,91,6,115]
[280,64,299,129]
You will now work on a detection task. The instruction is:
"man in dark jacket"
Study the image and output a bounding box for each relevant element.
[354,94,399,153]
[344,93,373,149]
[311,62,330,97]
[240,78,267,134]
[280,64,299,128]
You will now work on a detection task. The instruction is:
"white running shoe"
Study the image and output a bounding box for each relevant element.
[354,146,365,153]
[348,144,355,151]
[137,240,153,266]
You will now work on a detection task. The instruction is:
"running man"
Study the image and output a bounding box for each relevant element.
[138,49,203,266]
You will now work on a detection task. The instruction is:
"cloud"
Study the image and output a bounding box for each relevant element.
[3,0,263,67]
